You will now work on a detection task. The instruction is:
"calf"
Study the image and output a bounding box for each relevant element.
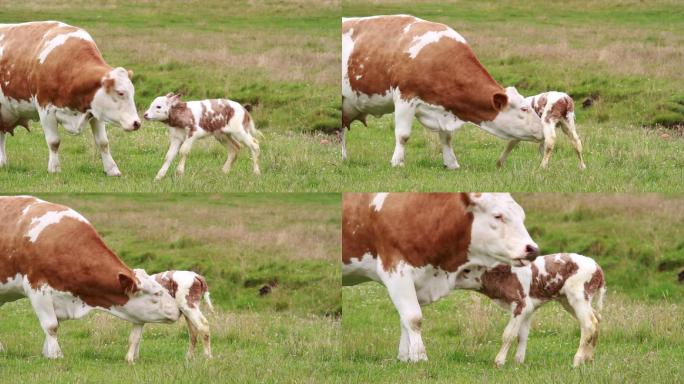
[496,91,586,169]
[126,270,214,363]
[143,93,261,180]
[454,253,605,367]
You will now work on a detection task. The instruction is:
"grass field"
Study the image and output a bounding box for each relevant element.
[339,0,684,192]
[341,193,684,383]
[0,193,342,383]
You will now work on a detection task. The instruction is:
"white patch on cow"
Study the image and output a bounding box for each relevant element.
[38,29,94,64]
[406,28,466,59]
[411,264,459,305]
[342,252,379,285]
[341,28,355,99]
[25,208,90,242]
[0,273,25,303]
[370,193,389,211]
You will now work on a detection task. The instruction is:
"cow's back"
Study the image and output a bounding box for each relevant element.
[343,15,504,124]
[343,193,473,273]
[0,22,109,113]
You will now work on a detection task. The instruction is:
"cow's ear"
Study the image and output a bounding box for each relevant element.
[127,69,134,79]
[464,192,485,213]
[119,272,139,295]
[169,93,181,106]
[102,77,115,92]
[492,93,508,111]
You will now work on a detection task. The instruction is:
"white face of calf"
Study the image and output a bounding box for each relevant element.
[143,93,180,121]
[90,67,141,131]
[116,269,180,324]
[481,87,543,140]
[454,264,486,290]
[467,193,539,267]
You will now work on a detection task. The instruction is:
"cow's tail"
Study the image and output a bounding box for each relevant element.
[197,275,215,313]
[248,118,264,140]
[594,283,606,322]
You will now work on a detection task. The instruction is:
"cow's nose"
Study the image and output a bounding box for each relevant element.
[143,113,149,120]
[132,120,141,130]
[525,244,539,259]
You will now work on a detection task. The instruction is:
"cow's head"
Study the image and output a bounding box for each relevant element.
[114,269,180,324]
[464,193,539,267]
[90,67,141,131]
[453,263,486,290]
[143,93,180,121]
[481,87,543,140]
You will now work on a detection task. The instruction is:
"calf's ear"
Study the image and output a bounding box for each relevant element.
[492,93,508,112]
[119,272,140,295]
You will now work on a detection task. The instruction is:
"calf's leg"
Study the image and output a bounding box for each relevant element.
[514,311,534,364]
[561,117,586,170]
[176,130,208,176]
[390,99,415,167]
[438,131,459,169]
[230,130,260,175]
[90,119,121,176]
[217,135,240,174]
[183,309,212,359]
[340,128,347,161]
[0,132,7,167]
[496,140,520,168]
[155,128,185,180]
[566,293,599,367]
[185,316,199,359]
[125,324,144,363]
[495,304,531,367]
[540,120,557,168]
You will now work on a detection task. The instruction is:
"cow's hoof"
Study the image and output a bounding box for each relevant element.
[125,355,136,364]
[106,169,122,177]
[444,163,460,170]
[494,360,506,368]
[579,163,587,170]
[47,166,62,173]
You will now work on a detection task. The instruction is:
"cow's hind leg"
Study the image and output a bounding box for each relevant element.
[40,112,61,173]
[561,117,586,170]
[378,261,427,362]
[391,99,416,167]
[90,119,122,176]
[0,132,7,168]
[125,324,144,363]
[28,292,62,358]
[496,140,520,168]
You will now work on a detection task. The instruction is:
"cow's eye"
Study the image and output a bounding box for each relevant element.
[494,214,504,221]
[154,291,162,296]
[117,91,125,97]
[156,105,161,109]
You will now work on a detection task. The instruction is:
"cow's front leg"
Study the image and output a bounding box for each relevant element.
[0,132,7,168]
[391,101,416,167]
[379,262,427,362]
[40,112,61,173]
[29,293,62,358]
[90,119,121,176]
[156,128,185,181]
[438,131,459,169]
[125,324,144,363]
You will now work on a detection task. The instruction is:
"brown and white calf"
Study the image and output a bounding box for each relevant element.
[126,270,214,363]
[343,193,539,362]
[455,253,605,367]
[0,21,141,175]
[0,196,180,359]
[342,15,543,168]
[497,91,586,169]
[143,93,261,180]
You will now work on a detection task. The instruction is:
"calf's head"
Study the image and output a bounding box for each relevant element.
[91,67,141,131]
[466,193,539,267]
[114,269,180,324]
[143,93,180,121]
[454,264,486,290]
[481,87,543,139]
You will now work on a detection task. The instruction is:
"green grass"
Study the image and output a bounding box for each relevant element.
[341,193,684,382]
[0,193,342,382]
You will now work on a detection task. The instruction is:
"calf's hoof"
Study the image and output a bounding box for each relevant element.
[125,355,136,364]
[579,163,587,170]
[398,350,428,362]
[494,359,506,368]
[105,168,122,177]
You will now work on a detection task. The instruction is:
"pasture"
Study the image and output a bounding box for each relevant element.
[0,193,341,383]
[341,193,684,382]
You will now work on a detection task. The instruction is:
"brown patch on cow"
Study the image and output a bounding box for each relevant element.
[532,93,548,117]
[0,22,111,120]
[154,272,178,298]
[0,196,137,308]
[584,267,604,300]
[185,276,206,309]
[166,102,195,131]
[342,193,473,273]
[529,254,579,300]
[479,264,526,315]
[409,317,422,332]
[678,268,684,283]
[343,16,506,125]
[198,100,235,133]
[545,96,574,123]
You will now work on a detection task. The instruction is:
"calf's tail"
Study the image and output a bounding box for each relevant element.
[594,284,606,322]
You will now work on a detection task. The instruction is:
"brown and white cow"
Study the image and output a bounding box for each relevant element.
[496,91,586,169]
[454,253,605,367]
[144,93,261,180]
[126,270,215,363]
[342,193,539,362]
[0,196,180,359]
[0,21,141,175]
[341,15,543,168]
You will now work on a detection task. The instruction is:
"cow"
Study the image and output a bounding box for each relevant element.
[496,91,586,169]
[454,253,605,367]
[0,195,180,359]
[143,93,262,180]
[341,15,543,168]
[342,193,539,362]
[126,270,215,363]
[0,21,141,176]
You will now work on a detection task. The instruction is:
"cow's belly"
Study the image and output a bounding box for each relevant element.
[342,252,381,286]
[343,88,395,118]
[0,94,40,124]
[0,273,27,304]
[411,266,456,305]
[50,290,92,320]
